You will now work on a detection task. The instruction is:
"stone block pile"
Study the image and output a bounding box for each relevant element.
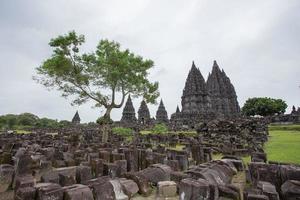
[196,118,269,155]
[244,153,300,200]
[0,118,299,199]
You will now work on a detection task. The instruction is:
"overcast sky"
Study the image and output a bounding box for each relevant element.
[0,0,299,122]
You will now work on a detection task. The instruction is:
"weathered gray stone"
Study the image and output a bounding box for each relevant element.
[35,182,64,200]
[15,187,36,200]
[157,181,177,198]
[138,164,172,184]
[110,179,129,200]
[63,184,93,200]
[15,153,33,176]
[54,166,77,186]
[179,178,211,200]
[115,160,127,177]
[85,176,115,200]
[0,164,14,192]
[281,180,300,200]
[123,172,152,196]
[41,171,59,184]
[91,158,104,177]
[103,163,118,178]
[218,184,240,200]
[119,178,139,198]
[257,181,279,200]
[58,173,76,186]
[170,171,191,185]
[247,194,269,200]
[14,175,35,191]
[76,165,92,184]
[221,158,244,172]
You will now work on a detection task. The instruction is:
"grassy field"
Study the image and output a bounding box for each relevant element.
[265,124,300,164]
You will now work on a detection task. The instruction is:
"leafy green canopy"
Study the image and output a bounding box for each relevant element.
[242,97,287,116]
[34,31,159,119]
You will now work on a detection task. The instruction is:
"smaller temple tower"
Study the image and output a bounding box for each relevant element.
[120,95,137,125]
[72,111,81,125]
[155,99,169,124]
[291,106,296,114]
[138,100,151,125]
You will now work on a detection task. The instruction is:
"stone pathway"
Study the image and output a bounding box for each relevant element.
[232,171,246,200]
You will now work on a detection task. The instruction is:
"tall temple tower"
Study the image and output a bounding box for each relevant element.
[155,99,169,124]
[181,61,212,114]
[71,111,81,125]
[138,100,151,125]
[206,60,240,117]
[171,60,240,127]
[120,95,137,125]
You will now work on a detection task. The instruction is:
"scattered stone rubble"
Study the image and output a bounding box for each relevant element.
[0,118,299,200]
[196,118,269,154]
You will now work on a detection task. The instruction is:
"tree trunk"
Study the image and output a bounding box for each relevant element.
[101,106,113,143]
[104,107,113,120]
[101,123,110,143]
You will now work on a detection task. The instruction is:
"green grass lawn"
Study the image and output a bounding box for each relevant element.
[265,125,300,164]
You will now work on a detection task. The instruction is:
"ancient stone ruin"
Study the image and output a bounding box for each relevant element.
[0,116,299,200]
[119,60,240,129]
[171,61,240,128]
[156,100,169,124]
[270,105,300,124]
[71,111,81,125]
[138,100,152,126]
[120,95,137,126]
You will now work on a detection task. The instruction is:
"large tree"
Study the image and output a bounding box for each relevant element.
[242,97,287,116]
[34,31,159,120]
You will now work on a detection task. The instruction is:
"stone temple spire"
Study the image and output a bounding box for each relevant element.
[176,105,180,113]
[291,106,296,114]
[182,61,207,97]
[138,100,151,125]
[181,61,211,113]
[121,95,137,124]
[156,99,169,124]
[207,60,240,117]
[72,111,80,124]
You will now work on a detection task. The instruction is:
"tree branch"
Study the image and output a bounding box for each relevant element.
[71,80,108,107]
[114,85,128,108]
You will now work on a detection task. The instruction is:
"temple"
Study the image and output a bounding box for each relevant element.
[171,60,240,127]
[71,111,81,125]
[155,99,169,124]
[120,95,137,126]
[207,61,240,118]
[138,100,151,125]
[119,60,240,128]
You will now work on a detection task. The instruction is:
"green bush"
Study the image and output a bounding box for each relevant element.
[112,127,133,137]
[242,97,287,116]
[152,123,168,135]
[96,116,113,125]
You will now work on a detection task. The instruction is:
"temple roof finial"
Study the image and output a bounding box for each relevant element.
[176,105,180,113]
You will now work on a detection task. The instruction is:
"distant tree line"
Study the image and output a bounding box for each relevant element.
[0,113,72,130]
